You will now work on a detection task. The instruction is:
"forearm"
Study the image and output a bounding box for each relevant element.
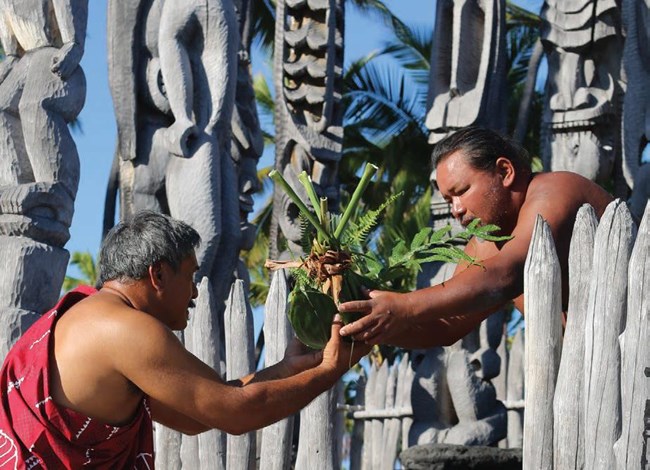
[406,261,519,325]
[151,398,211,435]
[202,365,339,435]
[386,308,500,349]
[228,360,292,387]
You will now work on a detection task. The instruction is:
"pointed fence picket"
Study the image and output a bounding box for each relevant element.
[523,200,647,470]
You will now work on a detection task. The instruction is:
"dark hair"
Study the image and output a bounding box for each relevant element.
[97,211,201,286]
[431,126,531,172]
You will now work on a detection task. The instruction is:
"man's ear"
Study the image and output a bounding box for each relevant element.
[495,157,516,187]
[148,263,164,291]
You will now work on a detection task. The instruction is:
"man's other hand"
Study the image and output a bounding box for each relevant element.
[282,337,322,375]
[337,290,411,345]
[321,315,372,376]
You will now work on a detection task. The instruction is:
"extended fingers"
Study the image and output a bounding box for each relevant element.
[339,315,376,337]
[338,299,373,313]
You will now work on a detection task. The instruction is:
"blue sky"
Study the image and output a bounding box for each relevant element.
[67,0,542,273]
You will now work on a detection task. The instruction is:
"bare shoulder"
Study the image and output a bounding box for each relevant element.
[524,171,613,219]
[58,293,181,367]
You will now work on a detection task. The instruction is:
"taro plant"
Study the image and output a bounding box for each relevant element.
[266,163,510,349]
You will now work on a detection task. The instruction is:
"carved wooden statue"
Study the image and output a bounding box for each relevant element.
[0,0,87,359]
[425,0,507,145]
[414,1,509,440]
[231,0,264,285]
[622,0,650,220]
[270,0,344,258]
[411,277,507,447]
[423,0,507,269]
[271,1,344,468]
[106,0,244,316]
[540,0,624,185]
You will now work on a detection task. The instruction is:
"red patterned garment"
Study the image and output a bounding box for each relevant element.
[0,286,154,469]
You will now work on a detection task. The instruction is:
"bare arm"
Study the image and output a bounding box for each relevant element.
[339,195,564,347]
[149,338,324,434]
[114,313,369,435]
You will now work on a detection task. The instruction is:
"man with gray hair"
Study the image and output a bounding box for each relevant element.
[0,211,367,468]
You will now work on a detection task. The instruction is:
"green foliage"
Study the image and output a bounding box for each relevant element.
[273,166,510,348]
[62,251,97,292]
[243,0,544,309]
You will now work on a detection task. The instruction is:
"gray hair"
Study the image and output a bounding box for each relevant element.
[431,126,531,172]
[97,211,201,286]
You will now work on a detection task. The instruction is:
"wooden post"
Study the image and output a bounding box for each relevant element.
[614,201,649,468]
[553,204,597,469]
[506,328,524,448]
[361,361,378,470]
[349,370,366,470]
[496,326,508,448]
[400,356,415,452]
[259,271,294,469]
[371,360,389,469]
[583,200,636,469]
[523,216,563,470]
[381,360,400,470]
[294,387,339,469]
[225,280,256,470]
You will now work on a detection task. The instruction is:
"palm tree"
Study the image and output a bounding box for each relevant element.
[242,0,542,305]
[62,251,98,291]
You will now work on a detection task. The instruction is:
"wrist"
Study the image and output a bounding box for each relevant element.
[316,362,341,387]
[403,291,417,322]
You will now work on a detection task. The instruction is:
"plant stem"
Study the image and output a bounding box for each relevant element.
[320,197,329,231]
[298,171,324,224]
[269,170,333,244]
[333,163,378,240]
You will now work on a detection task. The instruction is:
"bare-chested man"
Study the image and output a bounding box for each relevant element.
[0,211,368,468]
[338,126,613,348]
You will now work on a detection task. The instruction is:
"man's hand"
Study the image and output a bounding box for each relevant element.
[337,290,412,345]
[281,337,322,376]
[320,315,372,377]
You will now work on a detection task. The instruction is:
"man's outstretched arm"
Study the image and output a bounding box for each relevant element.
[115,312,369,435]
[337,196,565,347]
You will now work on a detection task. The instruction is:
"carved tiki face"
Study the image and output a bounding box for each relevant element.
[541,0,623,184]
[425,0,506,144]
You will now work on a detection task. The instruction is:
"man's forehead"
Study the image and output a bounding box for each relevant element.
[436,151,469,186]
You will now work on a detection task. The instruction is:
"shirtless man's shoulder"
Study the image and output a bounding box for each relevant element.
[51,292,173,426]
[525,171,612,218]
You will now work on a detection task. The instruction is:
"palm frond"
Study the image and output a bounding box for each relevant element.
[251,0,276,55]
[343,62,427,144]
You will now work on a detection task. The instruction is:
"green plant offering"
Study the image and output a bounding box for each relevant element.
[266,163,510,349]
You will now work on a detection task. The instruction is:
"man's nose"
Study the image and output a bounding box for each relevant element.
[192,282,199,299]
[451,198,465,218]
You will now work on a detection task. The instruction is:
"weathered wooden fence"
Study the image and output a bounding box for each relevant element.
[523,199,648,470]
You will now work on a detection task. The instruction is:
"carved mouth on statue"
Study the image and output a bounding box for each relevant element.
[547,114,613,131]
[548,85,614,128]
